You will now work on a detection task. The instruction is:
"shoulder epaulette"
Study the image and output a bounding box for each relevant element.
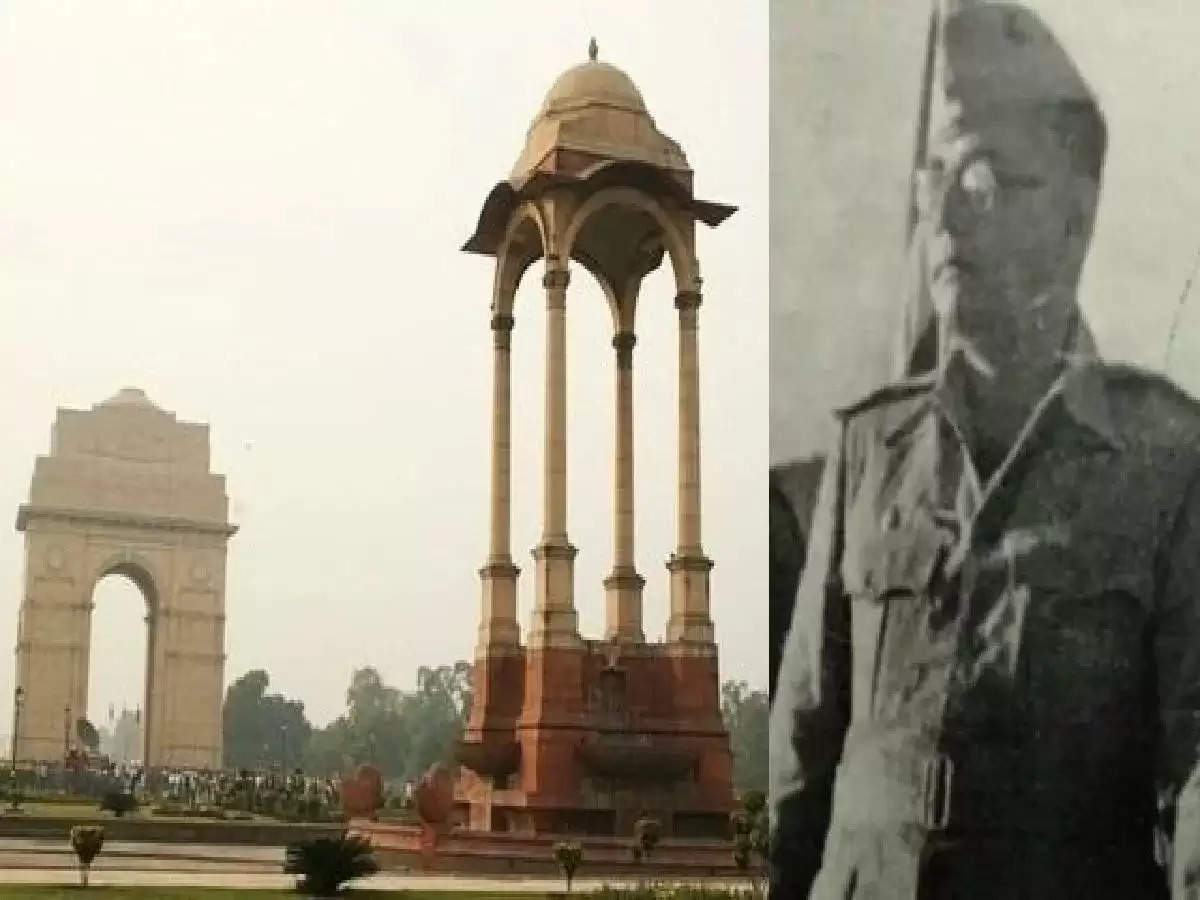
[834,372,936,419]
[1100,361,1200,412]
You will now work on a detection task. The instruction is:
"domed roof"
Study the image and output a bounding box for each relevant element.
[99,387,160,410]
[510,40,689,183]
[541,59,647,116]
[463,39,737,259]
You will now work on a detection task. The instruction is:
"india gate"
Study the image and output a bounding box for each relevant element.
[455,43,738,837]
[12,388,235,769]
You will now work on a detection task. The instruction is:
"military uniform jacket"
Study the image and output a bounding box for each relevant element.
[770,357,1200,899]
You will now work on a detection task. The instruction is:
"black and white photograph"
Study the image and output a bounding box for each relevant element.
[771,2,1200,897]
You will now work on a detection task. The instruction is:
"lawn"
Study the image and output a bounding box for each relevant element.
[2,889,548,899]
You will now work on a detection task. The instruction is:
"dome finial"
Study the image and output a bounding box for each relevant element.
[588,37,598,62]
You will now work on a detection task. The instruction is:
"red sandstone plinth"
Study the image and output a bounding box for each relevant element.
[457,640,733,838]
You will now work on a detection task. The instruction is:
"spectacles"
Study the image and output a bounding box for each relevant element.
[913,156,1045,221]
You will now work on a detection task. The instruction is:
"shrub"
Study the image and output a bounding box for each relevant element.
[70,825,105,887]
[631,816,662,863]
[730,793,768,898]
[283,833,379,896]
[99,791,137,817]
[553,840,584,892]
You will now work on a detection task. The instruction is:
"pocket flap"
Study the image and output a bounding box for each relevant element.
[842,505,947,599]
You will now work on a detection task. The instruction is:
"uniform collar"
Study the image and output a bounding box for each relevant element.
[928,319,1122,453]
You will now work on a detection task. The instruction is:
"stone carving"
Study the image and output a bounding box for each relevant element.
[45,546,65,573]
[414,762,456,826]
[340,763,384,821]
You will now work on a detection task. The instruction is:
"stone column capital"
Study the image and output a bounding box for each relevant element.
[603,568,646,591]
[491,312,515,349]
[479,559,521,580]
[612,331,637,369]
[532,541,578,562]
[543,268,571,292]
[675,291,701,328]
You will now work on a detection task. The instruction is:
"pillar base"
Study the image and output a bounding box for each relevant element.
[666,551,715,644]
[528,542,581,650]
[477,559,521,654]
[603,567,646,643]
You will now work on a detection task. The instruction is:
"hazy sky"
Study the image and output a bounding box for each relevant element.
[0,1,767,735]
[772,1,1200,464]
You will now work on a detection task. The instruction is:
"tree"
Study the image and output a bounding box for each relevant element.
[722,680,769,794]
[76,718,100,753]
[345,667,411,776]
[303,716,354,776]
[223,669,314,771]
[400,662,471,780]
[302,662,472,782]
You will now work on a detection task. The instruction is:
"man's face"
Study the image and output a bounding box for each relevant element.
[917,107,1092,345]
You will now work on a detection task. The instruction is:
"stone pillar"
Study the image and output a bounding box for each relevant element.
[667,289,715,644]
[529,265,580,649]
[604,330,645,643]
[478,310,520,653]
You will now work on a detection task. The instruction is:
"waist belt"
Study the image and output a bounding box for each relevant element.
[829,727,1150,848]
[829,725,1040,836]
[831,732,955,832]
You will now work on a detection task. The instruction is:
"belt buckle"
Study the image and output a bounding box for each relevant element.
[921,752,953,831]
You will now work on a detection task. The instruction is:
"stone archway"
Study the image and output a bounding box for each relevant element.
[12,388,236,770]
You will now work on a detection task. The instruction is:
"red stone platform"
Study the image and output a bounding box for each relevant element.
[348,820,752,877]
[456,639,734,838]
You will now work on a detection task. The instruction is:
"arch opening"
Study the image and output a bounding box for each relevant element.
[493,206,546,316]
[561,187,698,298]
[85,568,153,766]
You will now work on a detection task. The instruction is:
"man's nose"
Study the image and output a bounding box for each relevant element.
[932,177,976,239]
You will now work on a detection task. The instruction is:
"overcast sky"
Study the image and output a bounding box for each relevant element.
[0,1,767,735]
[772,1,1200,464]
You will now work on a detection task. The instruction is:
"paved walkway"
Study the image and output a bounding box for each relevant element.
[0,837,281,873]
[0,838,751,892]
[0,867,748,892]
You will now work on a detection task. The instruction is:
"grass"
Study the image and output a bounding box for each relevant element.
[0,890,549,899]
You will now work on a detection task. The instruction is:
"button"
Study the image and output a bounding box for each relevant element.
[882,505,902,530]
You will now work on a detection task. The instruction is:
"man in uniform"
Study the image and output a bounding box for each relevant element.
[770,4,1200,898]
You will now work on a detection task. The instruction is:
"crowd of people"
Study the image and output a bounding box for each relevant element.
[6,752,414,823]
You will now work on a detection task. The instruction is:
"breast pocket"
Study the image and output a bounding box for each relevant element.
[1018,540,1149,729]
[842,508,949,721]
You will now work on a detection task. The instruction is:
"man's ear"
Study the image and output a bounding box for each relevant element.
[1066,173,1099,245]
